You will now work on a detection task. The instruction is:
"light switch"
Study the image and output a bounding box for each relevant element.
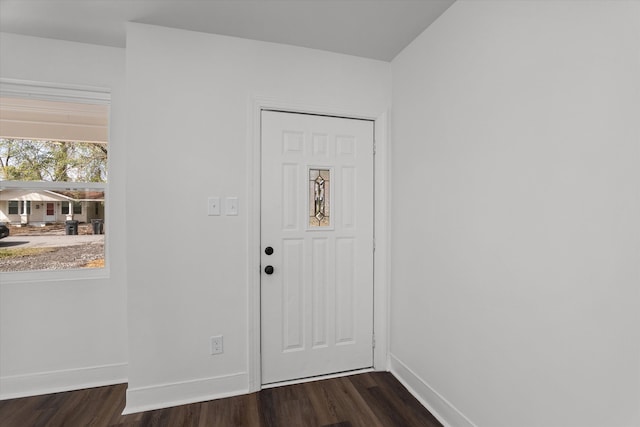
[226,197,238,216]
[207,197,220,216]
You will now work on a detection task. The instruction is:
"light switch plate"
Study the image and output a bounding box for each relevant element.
[207,197,220,216]
[226,197,238,216]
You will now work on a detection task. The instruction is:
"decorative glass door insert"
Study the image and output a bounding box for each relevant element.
[309,168,331,227]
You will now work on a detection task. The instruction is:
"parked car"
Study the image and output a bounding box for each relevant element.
[0,223,9,239]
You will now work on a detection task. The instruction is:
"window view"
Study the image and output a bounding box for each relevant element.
[0,94,109,273]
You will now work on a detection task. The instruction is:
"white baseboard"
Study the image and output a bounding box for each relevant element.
[0,362,127,400]
[389,354,477,427]
[123,371,248,415]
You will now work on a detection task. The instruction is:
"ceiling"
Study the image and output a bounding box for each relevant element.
[1,97,109,143]
[0,0,455,61]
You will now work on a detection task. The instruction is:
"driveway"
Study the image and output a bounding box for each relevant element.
[0,234,104,249]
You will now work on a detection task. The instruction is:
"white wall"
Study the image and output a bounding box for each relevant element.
[0,33,128,398]
[125,23,391,412]
[390,2,640,427]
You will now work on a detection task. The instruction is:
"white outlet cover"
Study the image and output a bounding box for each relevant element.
[210,335,223,355]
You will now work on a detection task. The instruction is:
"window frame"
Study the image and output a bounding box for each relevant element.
[0,78,111,283]
[8,200,18,215]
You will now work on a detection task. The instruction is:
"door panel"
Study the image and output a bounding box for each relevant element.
[261,110,374,385]
[44,202,55,221]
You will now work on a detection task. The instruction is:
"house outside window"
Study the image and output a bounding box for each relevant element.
[0,80,109,276]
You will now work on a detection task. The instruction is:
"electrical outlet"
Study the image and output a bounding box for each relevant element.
[210,335,223,355]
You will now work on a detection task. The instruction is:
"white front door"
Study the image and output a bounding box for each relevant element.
[260,110,375,385]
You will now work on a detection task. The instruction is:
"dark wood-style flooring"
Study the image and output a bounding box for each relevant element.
[0,372,443,427]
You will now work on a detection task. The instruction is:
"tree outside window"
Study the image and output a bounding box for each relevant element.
[0,139,107,183]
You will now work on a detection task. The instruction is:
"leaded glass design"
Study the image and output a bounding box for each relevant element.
[309,168,330,227]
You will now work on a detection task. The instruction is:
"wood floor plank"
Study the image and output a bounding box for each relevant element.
[0,372,442,427]
[241,393,262,427]
[196,392,257,427]
[335,376,384,427]
[259,382,320,427]
[351,372,442,427]
[302,377,383,427]
[303,380,342,426]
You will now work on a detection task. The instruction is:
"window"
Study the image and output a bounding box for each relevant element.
[6,200,31,215]
[61,201,82,215]
[0,80,110,276]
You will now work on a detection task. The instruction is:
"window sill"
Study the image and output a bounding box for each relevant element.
[0,267,109,284]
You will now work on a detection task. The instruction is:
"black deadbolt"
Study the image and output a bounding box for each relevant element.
[265,246,274,255]
[264,265,274,275]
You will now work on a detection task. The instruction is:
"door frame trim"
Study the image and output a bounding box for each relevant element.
[247,97,390,392]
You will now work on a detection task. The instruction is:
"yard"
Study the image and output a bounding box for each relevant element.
[0,224,104,272]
